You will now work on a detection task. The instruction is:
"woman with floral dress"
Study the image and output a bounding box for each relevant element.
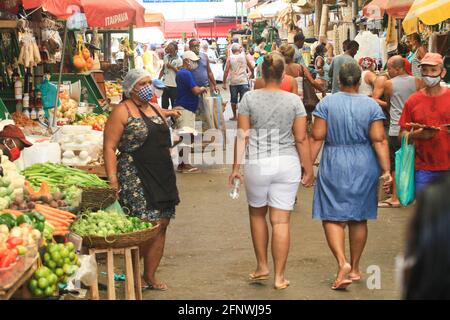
[104,69,181,291]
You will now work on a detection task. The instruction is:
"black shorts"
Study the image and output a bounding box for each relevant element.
[162,86,177,109]
[389,135,401,171]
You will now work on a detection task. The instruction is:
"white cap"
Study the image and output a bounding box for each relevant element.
[182,50,200,61]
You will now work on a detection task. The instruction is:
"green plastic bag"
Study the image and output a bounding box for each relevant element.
[395,135,415,206]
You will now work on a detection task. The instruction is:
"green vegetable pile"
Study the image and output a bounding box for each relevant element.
[22,163,108,188]
[29,242,79,297]
[63,186,83,208]
[71,211,153,237]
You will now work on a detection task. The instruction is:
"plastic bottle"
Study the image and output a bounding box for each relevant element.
[23,93,29,110]
[229,177,241,200]
[30,108,37,120]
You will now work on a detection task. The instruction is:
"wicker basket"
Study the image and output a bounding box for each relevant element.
[80,187,117,211]
[78,222,160,249]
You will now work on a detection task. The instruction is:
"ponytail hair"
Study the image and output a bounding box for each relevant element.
[262,52,285,83]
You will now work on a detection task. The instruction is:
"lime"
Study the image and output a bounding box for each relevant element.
[60,248,69,259]
[44,286,54,297]
[64,257,72,265]
[47,260,57,270]
[43,252,51,262]
[33,288,44,297]
[69,252,76,261]
[34,268,46,279]
[38,277,48,289]
[55,268,64,277]
[57,243,64,251]
[63,264,72,275]
[50,251,61,262]
[48,274,58,285]
[29,279,38,291]
[62,276,69,284]
[65,242,75,252]
[42,267,51,277]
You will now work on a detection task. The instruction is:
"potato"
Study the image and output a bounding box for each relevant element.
[49,200,58,208]
[53,192,62,201]
[27,202,36,209]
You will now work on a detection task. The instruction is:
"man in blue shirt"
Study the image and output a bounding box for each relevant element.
[293,32,306,67]
[175,50,208,173]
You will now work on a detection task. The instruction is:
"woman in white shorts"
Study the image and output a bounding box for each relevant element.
[229,52,315,290]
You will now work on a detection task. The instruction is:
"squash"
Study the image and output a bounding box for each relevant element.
[73,54,86,70]
[82,47,91,60]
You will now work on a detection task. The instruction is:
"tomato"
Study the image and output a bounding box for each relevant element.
[6,237,23,249]
[0,251,17,268]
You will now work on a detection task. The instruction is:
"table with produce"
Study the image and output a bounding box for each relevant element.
[0,157,158,299]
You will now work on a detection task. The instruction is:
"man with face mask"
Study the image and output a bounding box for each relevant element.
[378,56,423,208]
[399,53,450,194]
[175,51,208,173]
[0,125,32,162]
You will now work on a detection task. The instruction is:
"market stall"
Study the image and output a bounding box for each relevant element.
[0,1,162,300]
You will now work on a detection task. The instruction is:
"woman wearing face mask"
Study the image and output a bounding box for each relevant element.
[0,124,33,162]
[104,69,181,291]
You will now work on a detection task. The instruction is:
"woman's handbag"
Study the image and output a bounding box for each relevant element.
[302,65,320,114]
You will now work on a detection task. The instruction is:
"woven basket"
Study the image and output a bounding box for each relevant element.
[78,222,160,249]
[80,187,117,211]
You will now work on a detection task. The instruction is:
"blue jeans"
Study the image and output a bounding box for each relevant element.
[230,84,250,104]
[415,170,449,195]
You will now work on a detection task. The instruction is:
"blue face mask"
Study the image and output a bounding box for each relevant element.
[136,85,153,102]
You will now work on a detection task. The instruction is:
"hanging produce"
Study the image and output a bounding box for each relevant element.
[277,4,299,32]
[73,36,95,73]
[17,27,42,69]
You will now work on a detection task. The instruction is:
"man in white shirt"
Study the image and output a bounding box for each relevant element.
[159,42,182,109]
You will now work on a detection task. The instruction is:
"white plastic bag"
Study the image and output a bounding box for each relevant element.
[67,254,98,290]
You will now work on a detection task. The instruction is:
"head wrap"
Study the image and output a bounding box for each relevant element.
[358,57,376,70]
[122,69,152,98]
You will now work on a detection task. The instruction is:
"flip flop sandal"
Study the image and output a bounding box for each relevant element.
[182,167,200,173]
[144,283,168,291]
[274,280,290,290]
[378,201,401,208]
[348,274,362,281]
[248,273,270,281]
[331,279,352,290]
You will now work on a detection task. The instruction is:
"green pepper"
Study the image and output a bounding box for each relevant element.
[17,214,34,226]
[34,221,45,233]
[32,212,45,223]
[0,214,17,229]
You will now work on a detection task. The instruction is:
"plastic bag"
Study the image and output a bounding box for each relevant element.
[105,200,126,215]
[67,254,98,290]
[67,12,88,30]
[395,135,415,206]
[40,78,59,118]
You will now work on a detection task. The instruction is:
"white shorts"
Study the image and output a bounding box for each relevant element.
[243,155,301,211]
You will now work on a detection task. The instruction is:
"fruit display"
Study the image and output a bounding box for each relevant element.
[22,163,108,189]
[33,204,76,237]
[29,242,79,297]
[12,112,39,128]
[0,223,41,268]
[71,210,153,237]
[105,81,123,99]
[0,154,26,201]
[73,36,94,73]
[21,181,69,210]
[74,113,108,131]
[62,186,82,209]
[0,176,15,211]
[51,91,79,123]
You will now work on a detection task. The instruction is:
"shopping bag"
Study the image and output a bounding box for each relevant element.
[395,134,415,206]
[211,92,226,131]
[201,95,216,130]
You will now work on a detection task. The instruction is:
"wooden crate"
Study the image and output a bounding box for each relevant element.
[72,165,107,178]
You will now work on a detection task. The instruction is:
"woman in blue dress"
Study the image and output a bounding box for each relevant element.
[311,62,392,290]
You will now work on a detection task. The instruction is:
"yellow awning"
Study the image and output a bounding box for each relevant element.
[248,10,262,20]
[403,0,450,35]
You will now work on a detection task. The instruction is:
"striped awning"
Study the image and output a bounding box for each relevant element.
[363,0,414,19]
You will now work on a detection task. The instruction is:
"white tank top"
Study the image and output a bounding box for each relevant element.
[229,53,249,86]
[358,70,373,96]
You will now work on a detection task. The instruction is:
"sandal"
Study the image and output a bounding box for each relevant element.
[142,279,168,291]
[378,200,401,208]
[274,280,290,290]
[331,279,352,290]
[249,272,270,281]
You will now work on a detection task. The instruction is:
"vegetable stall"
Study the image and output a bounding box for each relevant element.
[0,1,159,300]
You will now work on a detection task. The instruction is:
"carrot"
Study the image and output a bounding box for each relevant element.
[39,213,70,226]
[53,231,69,236]
[35,207,74,222]
[46,220,65,228]
[2,209,24,217]
[35,204,77,219]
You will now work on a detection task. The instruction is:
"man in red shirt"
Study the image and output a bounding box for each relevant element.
[399,53,450,193]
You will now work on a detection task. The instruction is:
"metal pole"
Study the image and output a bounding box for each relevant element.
[52,23,68,127]
[241,0,244,25]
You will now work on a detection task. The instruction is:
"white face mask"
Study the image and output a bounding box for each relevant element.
[422,75,441,87]
[190,61,199,70]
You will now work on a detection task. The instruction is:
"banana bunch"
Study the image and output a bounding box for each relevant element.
[276,5,299,31]
[120,38,134,56]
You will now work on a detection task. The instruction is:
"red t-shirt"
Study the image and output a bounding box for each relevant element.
[403,58,412,76]
[399,89,450,171]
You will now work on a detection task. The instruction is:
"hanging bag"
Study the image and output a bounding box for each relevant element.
[395,133,415,206]
[301,65,320,114]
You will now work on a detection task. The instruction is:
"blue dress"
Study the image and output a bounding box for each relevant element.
[312,92,386,221]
